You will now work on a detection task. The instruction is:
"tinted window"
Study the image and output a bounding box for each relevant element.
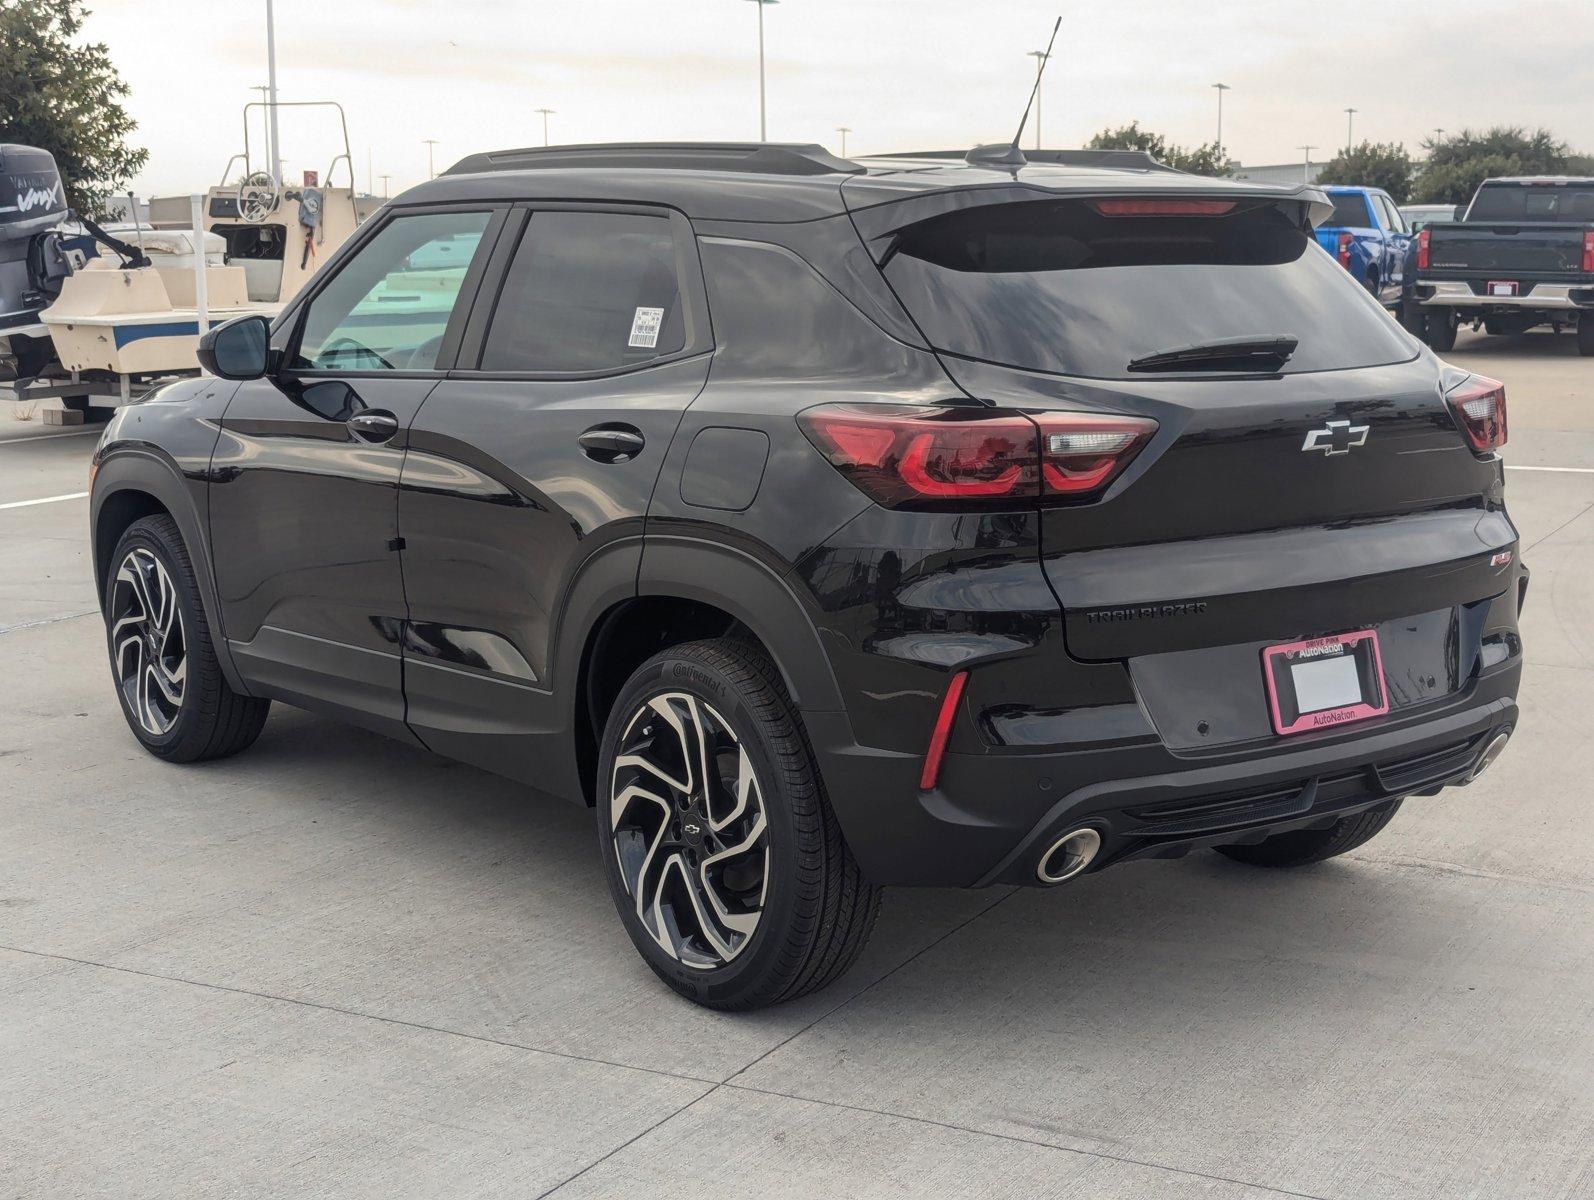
[880,198,1414,380]
[294,210,489,371]
[1467,182,1594,223]
[480,211,684,373]
[1326,192,1372,227]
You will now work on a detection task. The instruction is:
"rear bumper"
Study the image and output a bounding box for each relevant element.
[810,659,1520,889]
[1418,280,1592,311]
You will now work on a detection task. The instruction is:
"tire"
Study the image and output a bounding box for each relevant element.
[1399,301,1428,338]
[1578,318,1594,357]
[1214,799,1403,868]
[1425,310,1458,351]
[596,637,881,1010]
[105,514,270,762]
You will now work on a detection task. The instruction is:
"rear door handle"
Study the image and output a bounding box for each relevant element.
[579,425,645,463]
[348,410,400,443]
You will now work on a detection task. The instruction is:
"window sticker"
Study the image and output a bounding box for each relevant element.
[628,306,665,349]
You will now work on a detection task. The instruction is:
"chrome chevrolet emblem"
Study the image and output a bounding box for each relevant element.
[1302,419,1370,456]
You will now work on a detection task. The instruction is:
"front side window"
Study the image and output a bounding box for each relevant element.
[480,211,685,373]
[293,210,490,371]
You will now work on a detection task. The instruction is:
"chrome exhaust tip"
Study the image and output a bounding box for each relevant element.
[1036,827,1102,884]
[1466,730,1512,782]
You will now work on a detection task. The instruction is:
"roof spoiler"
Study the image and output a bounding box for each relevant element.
[869,148,1184,174]
[443,142,865,178]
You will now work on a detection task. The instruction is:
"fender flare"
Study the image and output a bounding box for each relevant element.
[91,447,249,694]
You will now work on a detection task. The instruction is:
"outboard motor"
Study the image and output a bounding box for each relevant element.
[1,144,71,332]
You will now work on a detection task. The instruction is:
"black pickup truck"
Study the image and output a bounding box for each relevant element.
[1409,176,1594,355]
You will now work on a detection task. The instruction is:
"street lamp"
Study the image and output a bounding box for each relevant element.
[1027,50,1050,149]
[1211,83,1229,152]
[263,0,281,182]
[379,173,391,199]
[835,125,852,157]
[422,138,440,180]
[742,0,778,142]
[536,108,555,147]
[1344,107,1357,151]
[1299,145,1317,182]
[1433,127,1446,144]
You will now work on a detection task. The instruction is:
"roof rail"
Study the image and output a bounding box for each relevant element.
[443,142,865,178]
[868,148,1183,174]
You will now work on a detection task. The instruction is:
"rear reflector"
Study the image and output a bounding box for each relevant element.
[1446,374,1507,454]
[798,404,1157,508]
[1417,228,1431,271]
[919,670,968,791]
[1091,198,1237,217]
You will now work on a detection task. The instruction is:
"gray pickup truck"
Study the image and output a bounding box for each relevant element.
[1410,176,1594,355]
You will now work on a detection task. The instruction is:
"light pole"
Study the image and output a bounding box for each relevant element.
[1433,127,1446,144]
[263,0,281,183]
[1344,107,1357,151]
[379,173,391,199]
[835,126,852,157]
[743,0,778,141]
[1027,50,1049,149]
[422,139,440,180]
[1212,83,1229,153]
[1299,145,1317,182]
[536,108,555,147]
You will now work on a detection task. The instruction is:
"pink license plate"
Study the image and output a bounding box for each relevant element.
[1486,280,1520,297]
[1262,629,1388,736]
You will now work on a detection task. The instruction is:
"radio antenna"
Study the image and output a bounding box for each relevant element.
[1012,16,1061,153]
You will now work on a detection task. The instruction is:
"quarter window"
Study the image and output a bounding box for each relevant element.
[480,211,685,373]
[293,210,491,371]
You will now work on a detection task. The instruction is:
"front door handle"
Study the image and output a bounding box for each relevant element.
[348,410,400,444]
[579,425,645,463]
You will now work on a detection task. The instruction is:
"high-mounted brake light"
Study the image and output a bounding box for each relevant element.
[1090,198,1236,217]
[798,405,1158,507]
[1336,231,1354,268]
[1446,374,1507,454]
[1583,230,1594,273]
[1417,228,1431,271]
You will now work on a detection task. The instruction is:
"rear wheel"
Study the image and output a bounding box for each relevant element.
[105,514,270,761]
[1214,799,1403,868]
[1399,301,1429,338]
[596,638,880,1010]
[1424,310,1458,351]
[1578,317,1594,357]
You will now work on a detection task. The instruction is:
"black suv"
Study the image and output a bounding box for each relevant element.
[91,143,1524,1010]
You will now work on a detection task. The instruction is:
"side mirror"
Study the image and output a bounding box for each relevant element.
[198,313,270,380]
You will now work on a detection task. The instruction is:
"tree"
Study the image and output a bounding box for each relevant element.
[1086,121,1233,177]
[1413,127,1568,204]
[1316,142,1415,203]
[0,0,148,217]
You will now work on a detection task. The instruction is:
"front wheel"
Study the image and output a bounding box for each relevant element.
[1214,799,1402,868]
[105,514,270,761]
[596,638,880,1010]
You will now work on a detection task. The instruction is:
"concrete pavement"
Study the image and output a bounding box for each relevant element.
[2,329,1591,1198]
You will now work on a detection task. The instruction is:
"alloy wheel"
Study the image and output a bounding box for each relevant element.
[109,547,187,736]
[609,692,770,970]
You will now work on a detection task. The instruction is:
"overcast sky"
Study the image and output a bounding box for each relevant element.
[82,0,1594,199]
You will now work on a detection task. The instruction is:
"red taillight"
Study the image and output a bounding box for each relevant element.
[798,405,1157,507]
[1091,198,1236,217]
[1417,228,1431,271]
[1336,231,1354,268]
[1446,374,1507,454]
[1032,412,1158,495]
[919,670,968,791]
[1583,230,1594,273]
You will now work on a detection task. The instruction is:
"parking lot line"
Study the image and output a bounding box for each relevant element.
[1505,465,1594,474]
[0,491,89,510]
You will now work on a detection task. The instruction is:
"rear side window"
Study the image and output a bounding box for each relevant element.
[879,198,1414,380]
[1326,192,1372,227]
[480,211,685,373]
[1468,183,1594,223]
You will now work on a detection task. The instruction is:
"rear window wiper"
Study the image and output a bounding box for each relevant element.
[1127,335,1299,374]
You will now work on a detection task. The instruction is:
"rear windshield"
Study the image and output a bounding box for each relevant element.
[1467,183,1594,223]
[879,198,1415,379]
[1325,192,1372,227]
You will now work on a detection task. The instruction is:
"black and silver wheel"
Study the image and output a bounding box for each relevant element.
[597,638,880,1010]
[1214,799,1403,868]
[105,514,270,762]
